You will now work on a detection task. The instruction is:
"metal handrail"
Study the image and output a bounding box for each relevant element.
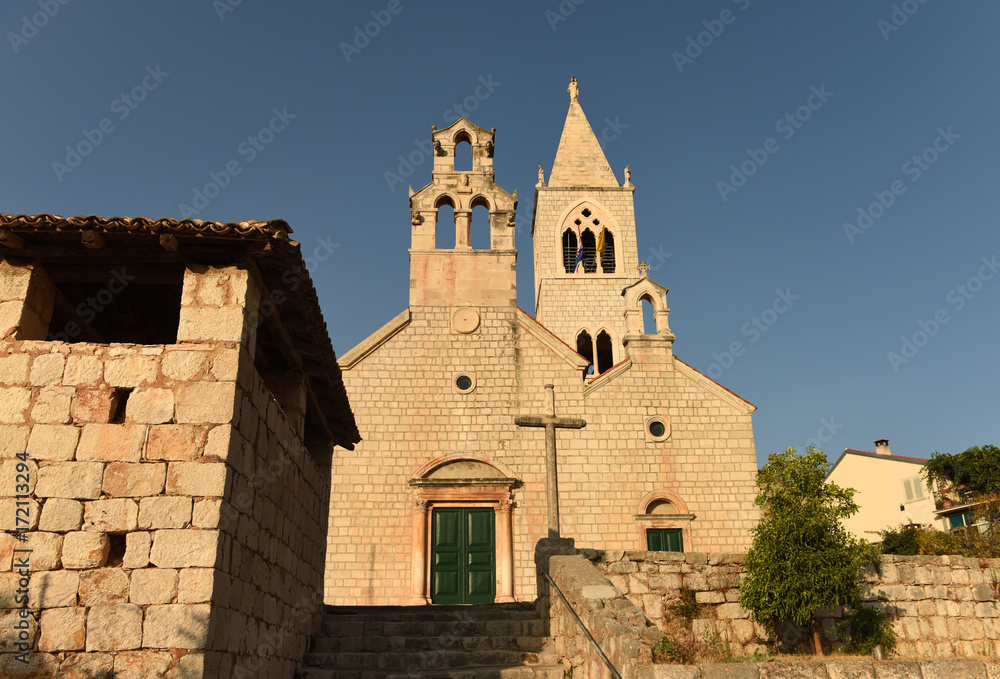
[538,564,623,679]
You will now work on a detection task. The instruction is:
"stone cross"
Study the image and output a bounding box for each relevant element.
[515,384,585,538]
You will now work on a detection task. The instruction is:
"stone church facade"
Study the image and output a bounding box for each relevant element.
[326,80,760,607]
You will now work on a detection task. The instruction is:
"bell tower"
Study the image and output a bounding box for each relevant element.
[408,119,518,307]
[532,78,671,374]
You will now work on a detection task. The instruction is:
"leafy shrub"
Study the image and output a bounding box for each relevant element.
[668,588,701,628]
[842,605,897,656]
[652,633,697,664]
[877,525,921,556]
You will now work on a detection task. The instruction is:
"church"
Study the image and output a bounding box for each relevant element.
[325,79,760,607]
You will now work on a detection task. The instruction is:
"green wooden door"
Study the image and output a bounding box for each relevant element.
[431,507,496,604]
[647,528,684,552]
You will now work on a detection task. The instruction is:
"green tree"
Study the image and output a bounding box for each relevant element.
[739,447,879,655]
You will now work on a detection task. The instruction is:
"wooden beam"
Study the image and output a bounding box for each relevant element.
[0,230,24,249]
[159,234,180,252]
[81,231,105,250]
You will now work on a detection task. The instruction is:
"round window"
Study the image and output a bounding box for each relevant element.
[648,420,666,438]
[455,375,473,391]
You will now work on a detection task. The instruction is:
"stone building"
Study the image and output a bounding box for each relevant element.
[327,80,760,607]
[0,214,359,678]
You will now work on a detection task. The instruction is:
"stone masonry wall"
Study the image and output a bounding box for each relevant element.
[590,550,1000,659]
[0,263,330,679]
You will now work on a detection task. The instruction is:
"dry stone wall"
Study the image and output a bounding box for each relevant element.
[590,550,1000,659]
[0,263,330,679]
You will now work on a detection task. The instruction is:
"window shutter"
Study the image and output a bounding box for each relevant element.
[902,478,915,502]
[911,478,924,500]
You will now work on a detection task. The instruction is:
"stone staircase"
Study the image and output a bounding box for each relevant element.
[297,602,565,679]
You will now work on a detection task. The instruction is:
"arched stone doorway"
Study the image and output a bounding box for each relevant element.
[408,456,519,605]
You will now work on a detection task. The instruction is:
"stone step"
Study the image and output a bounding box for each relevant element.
[298,664,565,679]
[310,634,548,654]
[302,648,540,670]
[322,606,541,623]
[319,618,547,639]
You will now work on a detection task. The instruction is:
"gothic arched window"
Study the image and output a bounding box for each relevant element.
[580,229,597,273]
[562,229,578,273]
[576,330,594,376]
[595,330,613,374]
[600,229,615,273]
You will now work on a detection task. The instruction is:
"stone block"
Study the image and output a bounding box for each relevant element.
[175,381,237,424]
[145,425,205,461]
[83,499,138,532]
[31,385,74,423]
[0,354,30,384]
[0,607,37,651]
[0,650,59,678]
[192,499,221,528]
[86,604,143,651]
[0,532,12,570]
[62,354,103,385]
[76,424,146,462]
[130,568,178,605]
[177,306,246,344]
[142,603,211,649]
[161,350,209,381]
[39,606,87,651]
[919,659,990,679]
[39,498,84,532]
[79,568,130,605]
[167,462,228,497]
[0,386,31,423]
[0,424,29,457]
[123,531,152,569]
[103,462,166,497]
[103,356,157,388]
[112,650,174,679]
[125,388,174,424]
[0,497,38,531]
[71,389,115,423]
[26,424,80,461]
[24,531,62,570]
[211,350,239,381]
[28,570,80,608]
[0,458,36,495]
[716,602,749,619]
[178,568,216,603]
[138,496,192,529]
[204,424,234,460]
[149,529,220,568]
[30,353,65,386]
[62,532,109,569]
[58,653,114,679]
[35,461,104,499]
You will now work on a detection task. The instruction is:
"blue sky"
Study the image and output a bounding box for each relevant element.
[2,1,997,466]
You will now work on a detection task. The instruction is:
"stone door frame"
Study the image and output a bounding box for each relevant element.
[408,478,517,605]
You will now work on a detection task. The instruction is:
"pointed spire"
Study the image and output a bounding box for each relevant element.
[548,77,619,188]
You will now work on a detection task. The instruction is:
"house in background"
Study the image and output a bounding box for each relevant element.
[826,439,937,540]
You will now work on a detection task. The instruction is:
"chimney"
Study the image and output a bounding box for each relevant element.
[874,439,891,456]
